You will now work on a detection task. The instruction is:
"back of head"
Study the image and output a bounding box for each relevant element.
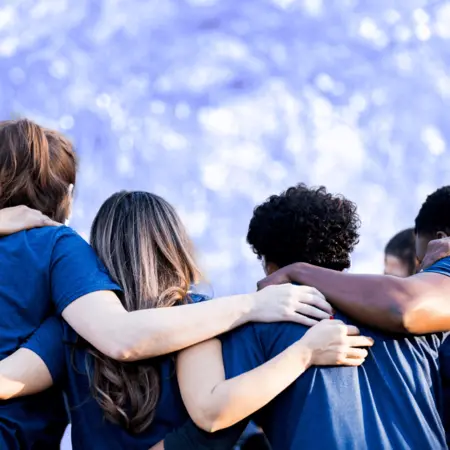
[247,184,360,271]
[0,119,76,222]
[415,186,450,238]
[414,186,450,262]
[88,191,201,433]
[384,228,416,276]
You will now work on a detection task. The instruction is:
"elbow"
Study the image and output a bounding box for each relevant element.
[400,303,426,334]
[189,407,227,434]
[384,282,422,334]
[99,327,160,361]
[101,340,141,362]
[384,297,424,334]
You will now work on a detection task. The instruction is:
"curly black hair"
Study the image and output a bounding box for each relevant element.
[384,228,416,276]
[246,184,360,271]
[415,186,450,236]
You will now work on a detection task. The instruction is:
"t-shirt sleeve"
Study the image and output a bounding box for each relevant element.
[423,257,450,277]
[50,227,121,314]
[22,316,65,383]
[219,324,266,379]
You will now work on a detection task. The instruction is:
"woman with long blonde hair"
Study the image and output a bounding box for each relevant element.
[0,188,371,449]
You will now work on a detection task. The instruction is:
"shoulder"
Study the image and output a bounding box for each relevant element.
[52,226,87,243]
[16,225,65,246]
[50,226,100,262]
[24,225,88,251]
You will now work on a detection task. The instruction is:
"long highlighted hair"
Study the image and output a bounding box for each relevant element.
[88,191,201,433]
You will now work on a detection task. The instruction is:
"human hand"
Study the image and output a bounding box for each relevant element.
[0,206,61,235]
[301,319,374,367]
[250,284,333,327]
[256,263,299,291]
[419,237,450,271]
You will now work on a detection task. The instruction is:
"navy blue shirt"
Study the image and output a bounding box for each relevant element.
[221,276,450,449]
[423,257,450,446]
[61,323,189,450]
[0,226,120,449]
[24,294,209,450]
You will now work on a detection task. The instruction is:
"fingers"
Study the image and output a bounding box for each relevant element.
[288,313,319,327]
[296,303,331,320]
[41,216,62,227]
[345,347,369,359]
[290,286,333,315]
[340,358,366,367]
[256,275,288,291]
[345,325,361,336]
[298,294,333,315]
[28,210,61,228]
[347,335,374,347]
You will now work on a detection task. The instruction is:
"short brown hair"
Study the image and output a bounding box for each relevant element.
[0,119,77,222]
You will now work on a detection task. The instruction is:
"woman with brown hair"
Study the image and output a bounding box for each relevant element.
[1,190,371,449]
[0,118,363,449]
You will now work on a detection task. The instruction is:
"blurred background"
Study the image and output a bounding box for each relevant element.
[1,0,449,296]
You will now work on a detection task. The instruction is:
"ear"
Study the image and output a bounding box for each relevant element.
[65,184,74,225]
[436,231,448,239]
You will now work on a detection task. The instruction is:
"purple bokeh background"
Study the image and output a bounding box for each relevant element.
[1,0,450,297]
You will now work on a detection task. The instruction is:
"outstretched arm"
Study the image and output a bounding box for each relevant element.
[177,320,373,433]
[0,206,335,363]
[258,262,450,334]
[62,283,332,362]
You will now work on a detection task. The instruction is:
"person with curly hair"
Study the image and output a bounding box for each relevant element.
[246,184,360,274]
[255,185,450,447]
[175,184,448,450]
[384,228,417,277]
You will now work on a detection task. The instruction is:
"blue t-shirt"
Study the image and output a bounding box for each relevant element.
[221,270,450,449]
[23,293,210,450]
[423,257,450,446]
[0,226,120,449]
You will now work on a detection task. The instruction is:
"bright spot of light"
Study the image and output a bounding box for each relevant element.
[421,126,446,156]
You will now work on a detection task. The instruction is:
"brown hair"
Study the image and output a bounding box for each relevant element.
[88,191,201,433]
[0,119,77,222]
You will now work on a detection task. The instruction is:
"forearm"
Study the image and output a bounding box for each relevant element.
[288,264,423,333]
[197,340,312,432]
[0,349,53,399]
[64,292,255,362]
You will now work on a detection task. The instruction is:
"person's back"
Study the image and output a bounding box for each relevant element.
[0,228,70,449]
[221,312,447,449]
[60,322,190,449]
[0,119,121,449]
[218,184,448,449]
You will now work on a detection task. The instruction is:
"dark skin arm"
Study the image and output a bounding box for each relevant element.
[258,264,450,334]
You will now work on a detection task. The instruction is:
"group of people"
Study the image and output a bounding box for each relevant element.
[0,118,450,449]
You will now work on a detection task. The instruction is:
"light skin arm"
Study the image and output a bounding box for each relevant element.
[0,348,53,400]
[258,263,450,334]
[0,206,336,363]
[177,320,373,432]
[62,284,333,362]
